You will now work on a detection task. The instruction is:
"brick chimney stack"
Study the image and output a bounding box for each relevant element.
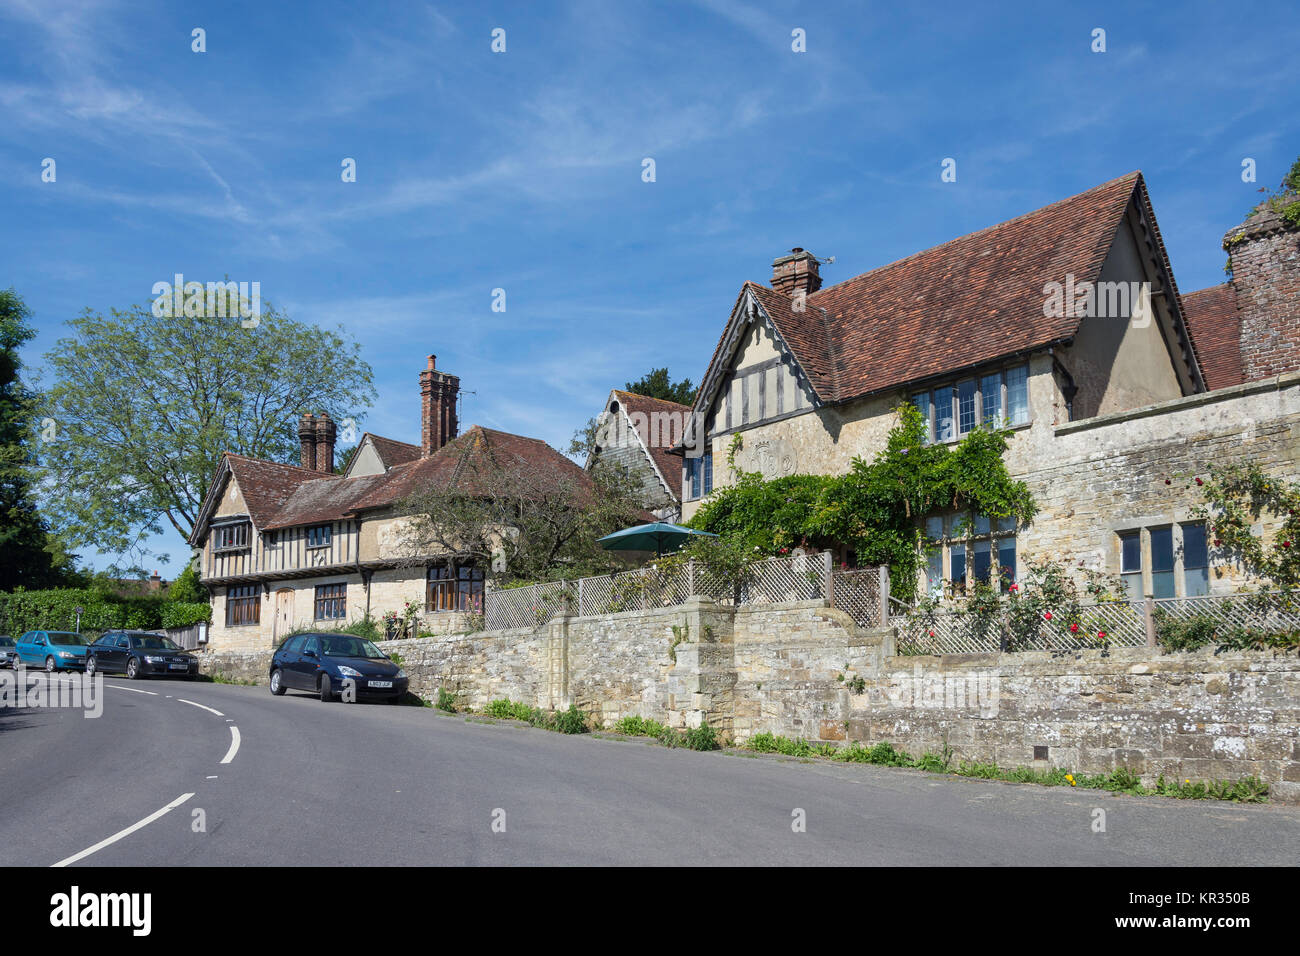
[1226,197,1300,381]
[419,355,460,456]
[771,247,823,297]
[298,413,317,470]
[314,412,337,473]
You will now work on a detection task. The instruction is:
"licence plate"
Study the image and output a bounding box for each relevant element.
[169,664,188,670]
[368,680,392,689]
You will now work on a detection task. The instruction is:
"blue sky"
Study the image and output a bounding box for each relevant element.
[2,0,1298,573]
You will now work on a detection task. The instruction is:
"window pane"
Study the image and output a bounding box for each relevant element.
[925,516,944,541]
[1122,572,1143,600]
[996,515,1016,533]
[1183,522,1209,597]
[1006,364,1029,426]
[1152,571,1175,599]
[972,540,992,584]
[1120,531,1141,573]
[1150,527,1174,573]
[950,543,967,592]
[980,372,1003,428]
[910,392,932,444]
[926,550,943,597]
[973,514,990,535]
[997,537,1017,590]
[935,387,956,442]
[957,380,977,435]
[703,450,713,495]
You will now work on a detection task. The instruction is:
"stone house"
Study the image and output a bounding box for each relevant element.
[189,355,593,652]
[585,388,691,522]
[676,171,1300,600]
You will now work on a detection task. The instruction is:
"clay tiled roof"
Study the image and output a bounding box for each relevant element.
[194,427,592,544]
[700,172,1146,408]
[610,389,690,498]
[223,455,336,529]
[366,434,421,469]
[343,425,593,514]
[1181,283,1244,391]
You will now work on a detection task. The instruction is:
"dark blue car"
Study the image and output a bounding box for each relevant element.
[269,633,408,703]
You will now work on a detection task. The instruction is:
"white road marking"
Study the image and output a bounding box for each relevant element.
[108,685,159,695]
[221,725,241,764]
[177,698,224,717]
[51,793,195,868]
[206,775,218,779]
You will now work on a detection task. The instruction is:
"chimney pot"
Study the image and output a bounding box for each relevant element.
[771,246,823,297]
[314,413,337,473]
[420,356,460,456]
[298,413,317,470]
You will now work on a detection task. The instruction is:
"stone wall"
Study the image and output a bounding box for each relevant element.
[851,646,1300,786]
[198,598,1300,787]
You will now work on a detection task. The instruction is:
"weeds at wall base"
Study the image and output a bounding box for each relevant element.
[743,732,1270,802]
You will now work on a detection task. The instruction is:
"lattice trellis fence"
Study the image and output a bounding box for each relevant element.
[484,580,570,630]
[830,566,888,630]
[1152,591,1300,635]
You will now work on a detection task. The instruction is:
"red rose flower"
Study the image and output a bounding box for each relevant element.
[1164,478,1171,485]
[1195,477,1203,486]
[1098,630,1107,639]
[1008,583,1019,592]
[1214,539,1222,547]
[1044,611,1052,621]
[928,630,935,638]
[1070,623,1079,633]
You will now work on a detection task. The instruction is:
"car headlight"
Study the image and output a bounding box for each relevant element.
[145,655,164,663]
[337,665,362,677]
[58,651,74,659]
[396,669,408,679]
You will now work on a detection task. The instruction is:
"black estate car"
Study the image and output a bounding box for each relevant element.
[269,633,408,703]
[85,631,200,680]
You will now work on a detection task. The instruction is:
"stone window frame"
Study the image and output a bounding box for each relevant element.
[1112,520,1212,600]
[921,511,1018,597]
[910,361,1031,445]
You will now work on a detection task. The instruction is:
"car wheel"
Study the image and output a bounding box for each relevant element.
[269,669,286,696]
[85,656,97,677]
[125,657,139,680]
[45,656,56,674]
[318,674,332,702]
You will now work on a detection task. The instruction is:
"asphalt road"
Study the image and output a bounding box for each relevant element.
[3,670,1299,866]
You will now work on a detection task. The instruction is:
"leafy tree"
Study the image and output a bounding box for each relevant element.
[625,367,696,406]
[0,288,76,590]
[167,561,207,603]
[39,299,376,566]
[394,443,646,583]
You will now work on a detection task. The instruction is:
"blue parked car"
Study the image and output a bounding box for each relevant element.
[269,633,408,703]
[14,631,91,672]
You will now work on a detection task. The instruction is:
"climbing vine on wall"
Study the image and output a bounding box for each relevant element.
[1190,462,1300,591]
[686,403,1037,600]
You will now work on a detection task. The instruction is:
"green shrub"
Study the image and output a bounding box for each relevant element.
[159,601,211,628]
[553,704,590,735]
[436,688,458,712]
[685,720,720,751]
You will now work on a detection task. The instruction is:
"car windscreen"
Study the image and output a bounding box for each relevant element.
[319,635,387,659]
[132,636,181,651]
[48,633,90,646]
[0,637,13,647]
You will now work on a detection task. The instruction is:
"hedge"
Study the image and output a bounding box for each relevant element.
[0,588,211,636]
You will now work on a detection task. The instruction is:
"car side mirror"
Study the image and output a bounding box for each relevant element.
[304,650,317,659]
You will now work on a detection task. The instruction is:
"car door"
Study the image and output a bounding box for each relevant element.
[28,632,48,666]
[115,633,134,672]
[276,636,307,688]
[14,632,33,665]
[294,636,322,690]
